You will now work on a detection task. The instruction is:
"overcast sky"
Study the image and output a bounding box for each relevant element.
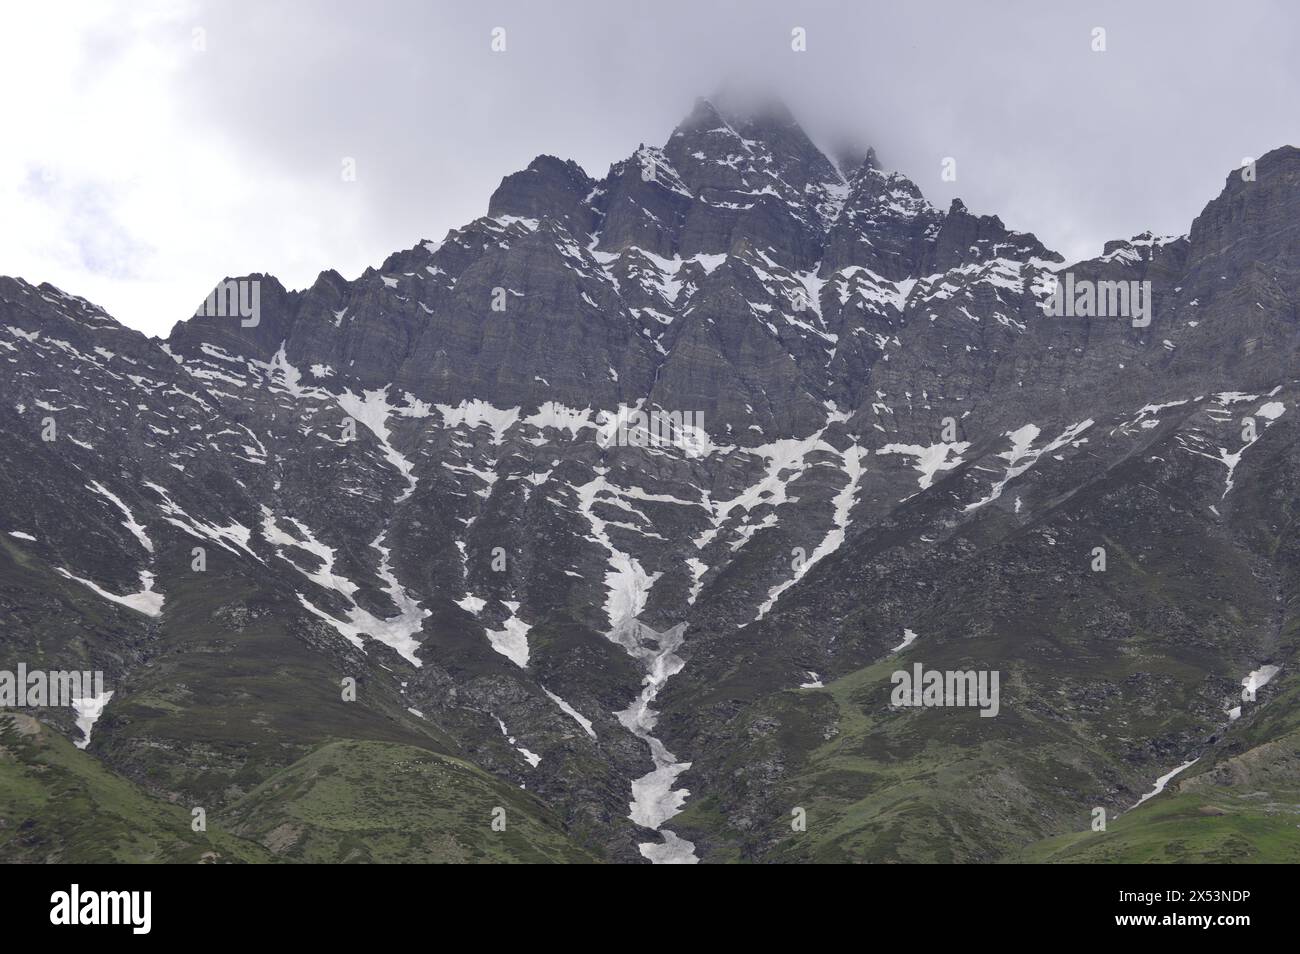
[3,0,1296,337]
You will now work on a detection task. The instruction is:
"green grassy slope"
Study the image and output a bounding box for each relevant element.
[0,713,273,863]
[1012,788,1300,863]
[671,655,1300,864]
[1016,673,1300,863]
[224,738,600,863]
[1,716,600,863]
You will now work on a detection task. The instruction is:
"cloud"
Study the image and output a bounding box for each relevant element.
[1,0,1296,336]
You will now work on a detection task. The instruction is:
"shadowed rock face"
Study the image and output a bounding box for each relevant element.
[2,96,1299,863]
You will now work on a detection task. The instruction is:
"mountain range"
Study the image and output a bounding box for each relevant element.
[3,94,1299,863]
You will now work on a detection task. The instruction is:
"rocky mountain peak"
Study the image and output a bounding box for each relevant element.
[833,142,880,178]
[1186,143,1300,278]
[487,154,598,239]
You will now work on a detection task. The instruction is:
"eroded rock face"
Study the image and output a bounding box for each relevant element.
[2,95,1298,863]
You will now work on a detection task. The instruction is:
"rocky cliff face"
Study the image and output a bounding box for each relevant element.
[2,97,1298,863]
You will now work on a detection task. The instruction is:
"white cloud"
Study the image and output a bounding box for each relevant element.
[0,1,368,336]
[2,0,1295,337]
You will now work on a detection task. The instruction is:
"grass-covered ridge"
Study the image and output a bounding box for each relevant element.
[0,713,272,863]
[224,738,600,863]
[0,716,598,863]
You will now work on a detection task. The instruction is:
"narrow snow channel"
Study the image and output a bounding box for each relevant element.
[575,471,699,863]
[614,619,697,863]
[1133,758,1198,808]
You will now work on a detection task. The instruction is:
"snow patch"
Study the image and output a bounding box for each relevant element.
[1134,758,1198,808]
[337,387,419,500]
[88,481,153,553]
[543,688,596,738]
[57,569,164,617]
[892,628,918,653]
[486,605,532,668]
[877,441,968,490]
[72,690,114,749]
